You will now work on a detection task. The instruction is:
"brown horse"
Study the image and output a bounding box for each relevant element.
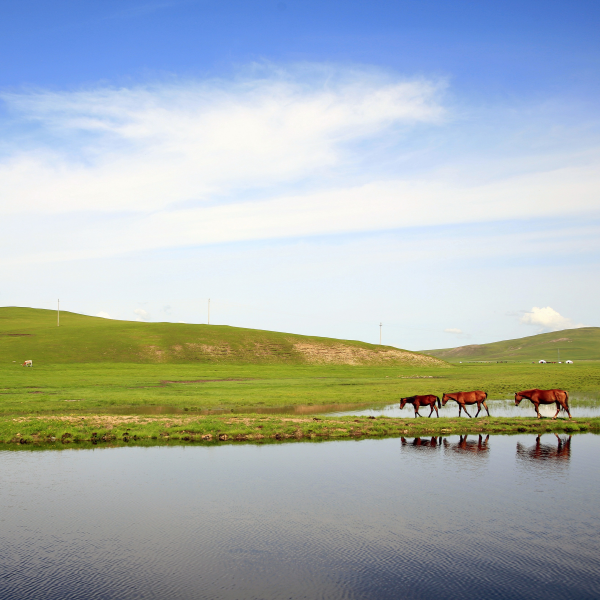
[515,389,571,419]
[441,390,489,417]
[400,394,440,418]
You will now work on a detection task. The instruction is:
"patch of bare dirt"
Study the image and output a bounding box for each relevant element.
[185,342,231,356]
[292,342,445,366]
[139,345,167,362]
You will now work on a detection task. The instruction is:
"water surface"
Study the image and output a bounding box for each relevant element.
[1,434,599,599]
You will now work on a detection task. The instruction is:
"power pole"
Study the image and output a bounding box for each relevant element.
[208,298,210,325]
[558,348,560,362]
[379,322,382,345]
[57,299,60,327]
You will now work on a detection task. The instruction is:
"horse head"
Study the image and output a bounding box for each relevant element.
[400,397,407,409]
[515,392,523,405]
[441,393,450,406]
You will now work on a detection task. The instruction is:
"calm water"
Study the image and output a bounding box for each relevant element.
[1,434,599,599]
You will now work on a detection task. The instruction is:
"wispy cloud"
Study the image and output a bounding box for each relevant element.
[1,65,600,267]
[444,328,463,334]
[0,68,443,216]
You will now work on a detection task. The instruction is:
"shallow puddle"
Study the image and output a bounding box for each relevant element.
[327,397,600,418]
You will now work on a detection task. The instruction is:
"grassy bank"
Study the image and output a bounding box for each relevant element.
[1,361,599,416]
[1,414,597,450]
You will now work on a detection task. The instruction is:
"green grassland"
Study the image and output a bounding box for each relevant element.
[0,306,442,366]
[422,326,600,362]
[1,361,599,416]
[1,307,599,448]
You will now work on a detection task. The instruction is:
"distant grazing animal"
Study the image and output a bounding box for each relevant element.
[22,360,32,367]
[400,394,440,418]
[514,389,571,419]
[441,390,489,418]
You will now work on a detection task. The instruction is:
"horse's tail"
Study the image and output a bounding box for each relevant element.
[437,396,441,409]
[560,389,569,412]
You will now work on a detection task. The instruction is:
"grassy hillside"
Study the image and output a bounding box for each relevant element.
[0,307,444,366]
[421,327,600,362]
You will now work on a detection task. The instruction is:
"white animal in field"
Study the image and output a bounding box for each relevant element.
[22,360,32,367]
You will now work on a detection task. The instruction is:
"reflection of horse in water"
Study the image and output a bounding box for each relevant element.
[443,434,490,455]
[400,395,440,418]
[516,434,572,463]
[515,389,571,419]
[401,436,441,450]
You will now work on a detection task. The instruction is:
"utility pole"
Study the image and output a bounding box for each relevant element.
[558,348,560,362]
[379,322,382,345]
[208,298,210,325]
[57,299,60,327]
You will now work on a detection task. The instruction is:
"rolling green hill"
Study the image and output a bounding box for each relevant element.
[0,307,445,366]
[421,327,600,362]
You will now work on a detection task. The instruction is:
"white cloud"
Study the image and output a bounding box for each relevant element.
[96,311,111,318]
[520,306,584,332]
[134,308,149,320]
[0,65,599,267]
[444,328,463,334]
[0,70,443,216]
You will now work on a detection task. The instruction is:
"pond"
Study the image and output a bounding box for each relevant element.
[1,434,599,599]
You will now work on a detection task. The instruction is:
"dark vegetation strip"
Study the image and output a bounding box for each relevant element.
[1,415,597,449]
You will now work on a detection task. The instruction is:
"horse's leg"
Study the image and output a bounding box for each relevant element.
[458,404,462,417]
[534,402,542,419]
[428,404,434,418]
[463,404,473,418]
[434,403,439,418]
[552,402,560,420]
[563,400,572,419]
[475,402,481,418]
[483,401,490,417]
[414,405,420,418]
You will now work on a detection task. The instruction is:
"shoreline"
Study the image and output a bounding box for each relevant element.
[1,414,597,449]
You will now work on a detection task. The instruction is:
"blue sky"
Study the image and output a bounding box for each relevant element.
[1,0,599,350]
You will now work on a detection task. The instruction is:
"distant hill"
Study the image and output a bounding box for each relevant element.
[421,327,600,362]
[0,307,446,366]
